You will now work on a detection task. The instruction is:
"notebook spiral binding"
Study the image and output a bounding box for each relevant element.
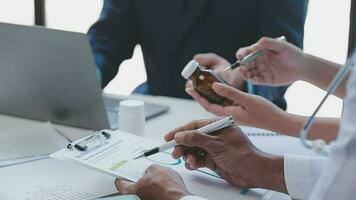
[246,132,282,137]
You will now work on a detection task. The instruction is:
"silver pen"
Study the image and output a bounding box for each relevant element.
[133,116,235,160]
[223,36,287,73]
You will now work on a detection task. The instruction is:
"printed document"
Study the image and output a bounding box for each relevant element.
[0,122,69,161]
[52,130,266,200]
[0,158,117,200]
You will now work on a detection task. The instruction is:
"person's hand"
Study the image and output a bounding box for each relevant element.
[164,119,287,193]
[115,164,190,200]
[236,37,307,86]
[186,82,287,132]
[186,53,245,89]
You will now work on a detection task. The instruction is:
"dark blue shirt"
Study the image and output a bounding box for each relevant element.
[88,0,308,110]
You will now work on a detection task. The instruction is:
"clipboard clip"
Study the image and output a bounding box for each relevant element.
[67,131,111,152]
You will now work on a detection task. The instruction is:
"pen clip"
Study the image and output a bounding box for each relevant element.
[210,117,234,132]
[197,116,234,134]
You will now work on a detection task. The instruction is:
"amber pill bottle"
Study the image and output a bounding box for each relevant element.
[182,60,233,106]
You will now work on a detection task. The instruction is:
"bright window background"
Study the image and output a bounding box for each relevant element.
[285,0,351,117]
[0,0,351,118]
[46,0,103,33]
[0,1,34,25]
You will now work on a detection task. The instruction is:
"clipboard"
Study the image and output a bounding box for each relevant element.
[51,129,265,200]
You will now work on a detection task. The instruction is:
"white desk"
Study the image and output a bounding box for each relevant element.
[0,94,214,142]
[105,93,215,141]
[0,94,290,200]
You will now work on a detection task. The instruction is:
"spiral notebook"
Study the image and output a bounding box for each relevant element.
[240,126,320,157]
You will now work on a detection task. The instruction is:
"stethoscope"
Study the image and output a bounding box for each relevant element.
[299,52,355,156]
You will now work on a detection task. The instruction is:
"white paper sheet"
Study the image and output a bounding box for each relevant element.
[240,126,320,157]
[0,155,48,168]
[0,122,69,161]
[0,158,117,200]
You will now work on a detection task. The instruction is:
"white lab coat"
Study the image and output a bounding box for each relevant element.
[286,64,356,200]
[182,65,356,200]
[309,64,356,200]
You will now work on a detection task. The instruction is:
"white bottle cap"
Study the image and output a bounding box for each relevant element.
[119,100,145,116]
[118,100,145,135]
[181,60,199,79]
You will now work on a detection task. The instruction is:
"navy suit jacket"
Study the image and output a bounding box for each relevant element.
[88,0,307,110]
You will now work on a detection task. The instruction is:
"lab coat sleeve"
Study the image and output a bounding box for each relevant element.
[284,154,327,199]
[180,196,208,200]
[309,64,356,200]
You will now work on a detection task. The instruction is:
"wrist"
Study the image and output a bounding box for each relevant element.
[260,107,290,134]
[273,113,304,137]
[300,53,320,83]
[253,153,287,193]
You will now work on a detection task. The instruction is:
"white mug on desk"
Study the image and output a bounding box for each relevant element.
[118,100,145,136]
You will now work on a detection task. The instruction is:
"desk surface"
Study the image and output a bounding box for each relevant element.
[0,94,213,142]
[108,94,215,141]
[0,94,290,200]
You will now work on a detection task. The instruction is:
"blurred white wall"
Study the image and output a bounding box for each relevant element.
[46,0,103,33]
[0,0,351,118]
[46,0,147,95]
[0,1,34,25]
[285,0,350,117]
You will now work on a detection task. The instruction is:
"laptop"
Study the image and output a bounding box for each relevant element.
[0,23,169,130]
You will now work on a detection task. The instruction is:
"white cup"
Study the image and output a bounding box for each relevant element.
[118,100,145,136]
